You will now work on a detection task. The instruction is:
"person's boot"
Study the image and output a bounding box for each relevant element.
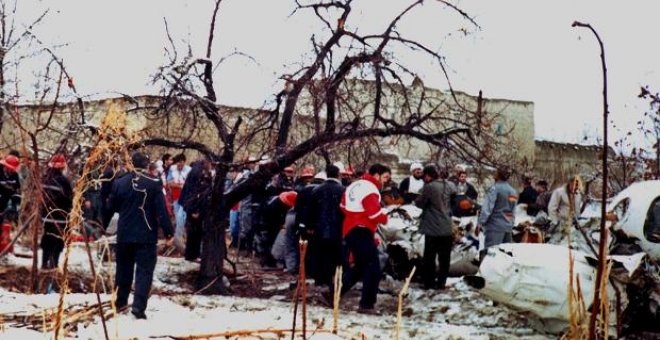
[131,309,147,320]
[260,254,278,270]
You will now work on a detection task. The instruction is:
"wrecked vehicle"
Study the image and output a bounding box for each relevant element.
[467,243,645,334]
[465,180,660,336]
[608,180,660,260]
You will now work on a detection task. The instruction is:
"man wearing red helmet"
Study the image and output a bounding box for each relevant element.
[0,154,21,225]
[41,154,73,269]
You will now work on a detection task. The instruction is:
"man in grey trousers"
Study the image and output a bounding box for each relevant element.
[478,168,518,250]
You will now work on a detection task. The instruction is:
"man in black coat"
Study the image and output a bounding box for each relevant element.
[41,154,73,269]
[518,176,538,207]
[310,164,345,287]
[179,159,213,261]
[109,152,173,319]
[0,154,21,225]
[294,173,323,278]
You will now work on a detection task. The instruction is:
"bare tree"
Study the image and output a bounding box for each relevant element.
[638,86,660,180]
[0,0,54,133]
[145,0,513,294]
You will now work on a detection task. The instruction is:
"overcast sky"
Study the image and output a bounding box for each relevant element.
[15,0,660,148]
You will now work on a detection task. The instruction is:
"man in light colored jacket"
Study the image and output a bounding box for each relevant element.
[548,176,583,233]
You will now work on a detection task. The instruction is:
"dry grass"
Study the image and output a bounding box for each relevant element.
[53,105,138,340]
[395,266,416,340]
[564,249,588,340]
[332,265,342,334]
[597,261,613,339]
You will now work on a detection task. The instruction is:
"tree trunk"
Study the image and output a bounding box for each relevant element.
[197,209,229,295]
[197,165,230,295]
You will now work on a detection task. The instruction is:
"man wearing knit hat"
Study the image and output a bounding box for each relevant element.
[399,162,424,204]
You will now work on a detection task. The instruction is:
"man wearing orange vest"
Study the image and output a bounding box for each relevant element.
[339,163,390,315]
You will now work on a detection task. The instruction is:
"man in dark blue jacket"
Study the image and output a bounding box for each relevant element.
[109,152,173,319]
[310,164,345,288]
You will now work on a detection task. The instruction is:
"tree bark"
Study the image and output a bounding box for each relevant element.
[197,165,230,295]
[197,210,229,294]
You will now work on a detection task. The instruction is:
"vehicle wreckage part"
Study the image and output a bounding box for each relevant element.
[467,243,645,334]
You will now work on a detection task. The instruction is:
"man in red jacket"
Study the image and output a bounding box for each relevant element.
[339,163,390,314]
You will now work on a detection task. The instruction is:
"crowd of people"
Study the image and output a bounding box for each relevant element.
[0,148,596,318]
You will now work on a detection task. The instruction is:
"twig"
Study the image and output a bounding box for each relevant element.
[80,222,109,340]
[395,266,416,340]
[332,265,342,334]
[300,240,308,340]
[291,239,308,340]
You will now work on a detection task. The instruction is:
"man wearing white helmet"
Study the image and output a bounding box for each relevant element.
[399,162,424,204]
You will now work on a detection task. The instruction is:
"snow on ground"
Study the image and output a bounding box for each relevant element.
[0,285,550,339]
[0,244,552,339]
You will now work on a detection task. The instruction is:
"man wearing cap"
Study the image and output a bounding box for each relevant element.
[294,166,315,192]
[41,154,72,269]
[399,162,424,204]
[109,152,174,319]
[338,163,390,314]
[0,154,20,224]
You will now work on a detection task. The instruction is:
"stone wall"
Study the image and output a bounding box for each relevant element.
[294,78,536,165]
[6,91,598,193]
[532,140,604,189]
